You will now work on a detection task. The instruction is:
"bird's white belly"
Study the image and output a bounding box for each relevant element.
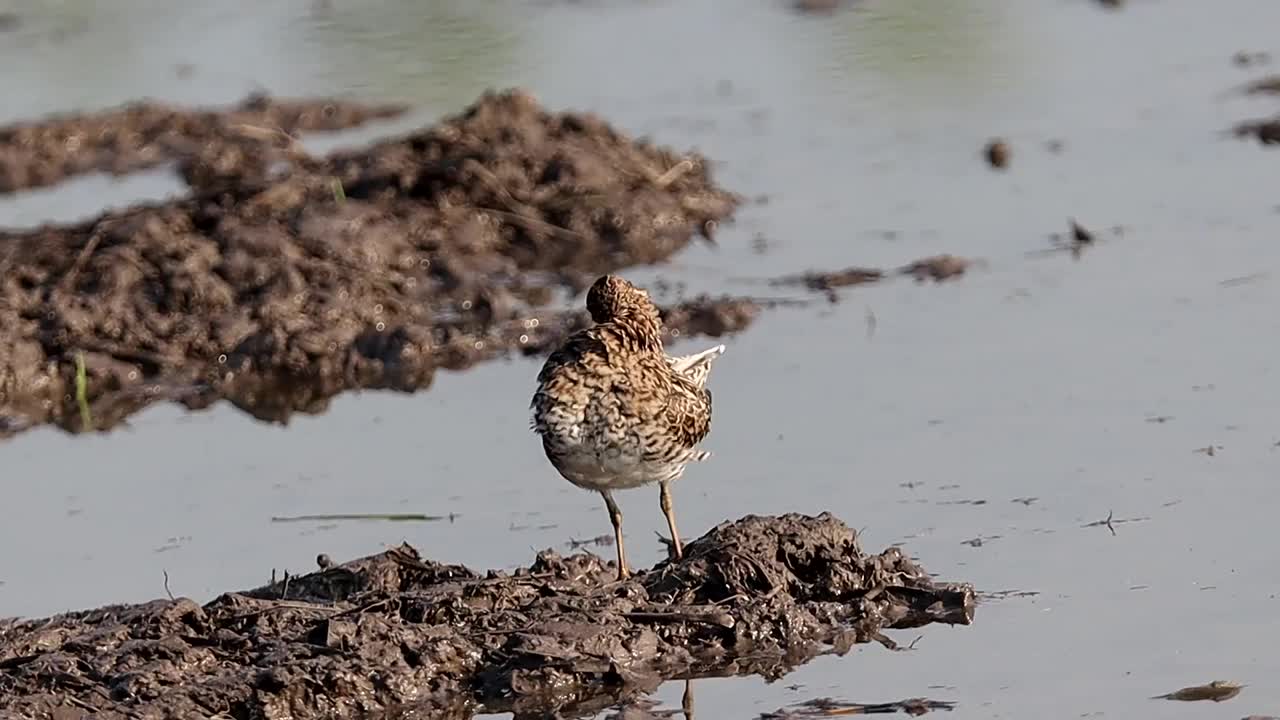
[553,442,680,491]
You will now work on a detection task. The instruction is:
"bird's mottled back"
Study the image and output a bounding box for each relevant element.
[530,274,724,578]
[531,275,718,486]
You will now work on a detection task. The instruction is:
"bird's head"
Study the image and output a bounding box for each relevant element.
[586,274,658,324]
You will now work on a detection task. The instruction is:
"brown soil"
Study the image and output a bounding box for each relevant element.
[983,138,1010,170]
[0,512,975,719]
[0,89,750,438]
[0,93,408,193]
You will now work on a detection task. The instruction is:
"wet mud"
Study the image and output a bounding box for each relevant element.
[1232,116,1280,145]
[0,89,747,438]
[771,254,976,294]
[982,139,1010,170]
[0,94,408,194]
[0,512,975,719]
[760,697,956,718]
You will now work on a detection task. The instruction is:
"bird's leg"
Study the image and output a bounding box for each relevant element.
[601,490,630,579]
[659,481,684,560]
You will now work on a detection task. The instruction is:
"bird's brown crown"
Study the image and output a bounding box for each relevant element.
[585,275,663,349]
[585,275,655,321]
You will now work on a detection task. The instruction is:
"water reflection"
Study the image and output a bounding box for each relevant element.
[589,679,696,720]
[751,0,1025,115]
[288,0,527,105]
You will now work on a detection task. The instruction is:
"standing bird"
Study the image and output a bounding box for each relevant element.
[531,275,724,580]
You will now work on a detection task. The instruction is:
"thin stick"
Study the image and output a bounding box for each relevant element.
[270,512,452,523]
[652,159,694,189]
[624,610,734,628]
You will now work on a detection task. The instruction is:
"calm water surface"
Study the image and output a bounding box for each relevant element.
[1,1,1278,717]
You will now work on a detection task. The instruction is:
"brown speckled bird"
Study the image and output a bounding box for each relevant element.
[531,274,724,579]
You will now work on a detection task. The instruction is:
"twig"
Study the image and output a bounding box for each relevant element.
[271,512,452,523]
[466,624,536,638]
[623,609,735,628]
[1081,510,1149,534]
[652,159,694,189]
[162,570,175,601]
[478,207,585,243]
[267,509,453,520]
[329,598,391,620]
[224,598,336,622]
[70,338,178,369]
[227,123,309,160]
[461,159,528,212]
[57,233,101,296]
[63,695,96,712]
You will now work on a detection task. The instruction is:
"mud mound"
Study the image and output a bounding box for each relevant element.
[0,89,745,438]
[0,94,408,194]
[0,513,974,719]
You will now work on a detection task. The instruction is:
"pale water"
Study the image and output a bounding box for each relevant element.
[1,1,1278,717]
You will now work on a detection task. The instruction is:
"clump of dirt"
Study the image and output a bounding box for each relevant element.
[761,697,957,718]
[0,512,975,719]
[0,93,408,193]
[898,254,973,282]
[770,253,976,295]
[983,138,1010,169]
[1232,115,1280,144]
[0,89,745,438]
[773,266,885,292]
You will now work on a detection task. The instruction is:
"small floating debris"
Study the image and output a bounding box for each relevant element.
[771,266,886,292]
[1033,218,1122,260]
[1081,510,1150,535]
[1232,116,1280,145]
[898,255,973,283]
[983,138,1011,169]
[1232,50,1271,67]
[566,533,615,550]
[760,696,957,718]
[1151,680,1243,703]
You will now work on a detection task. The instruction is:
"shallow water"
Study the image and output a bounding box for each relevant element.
[3,0,1280,717]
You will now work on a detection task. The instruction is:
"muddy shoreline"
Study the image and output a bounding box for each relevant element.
[0,89,980,440]
[0,94,409,194]
[0,89,752,438]
[0,512,975,719]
